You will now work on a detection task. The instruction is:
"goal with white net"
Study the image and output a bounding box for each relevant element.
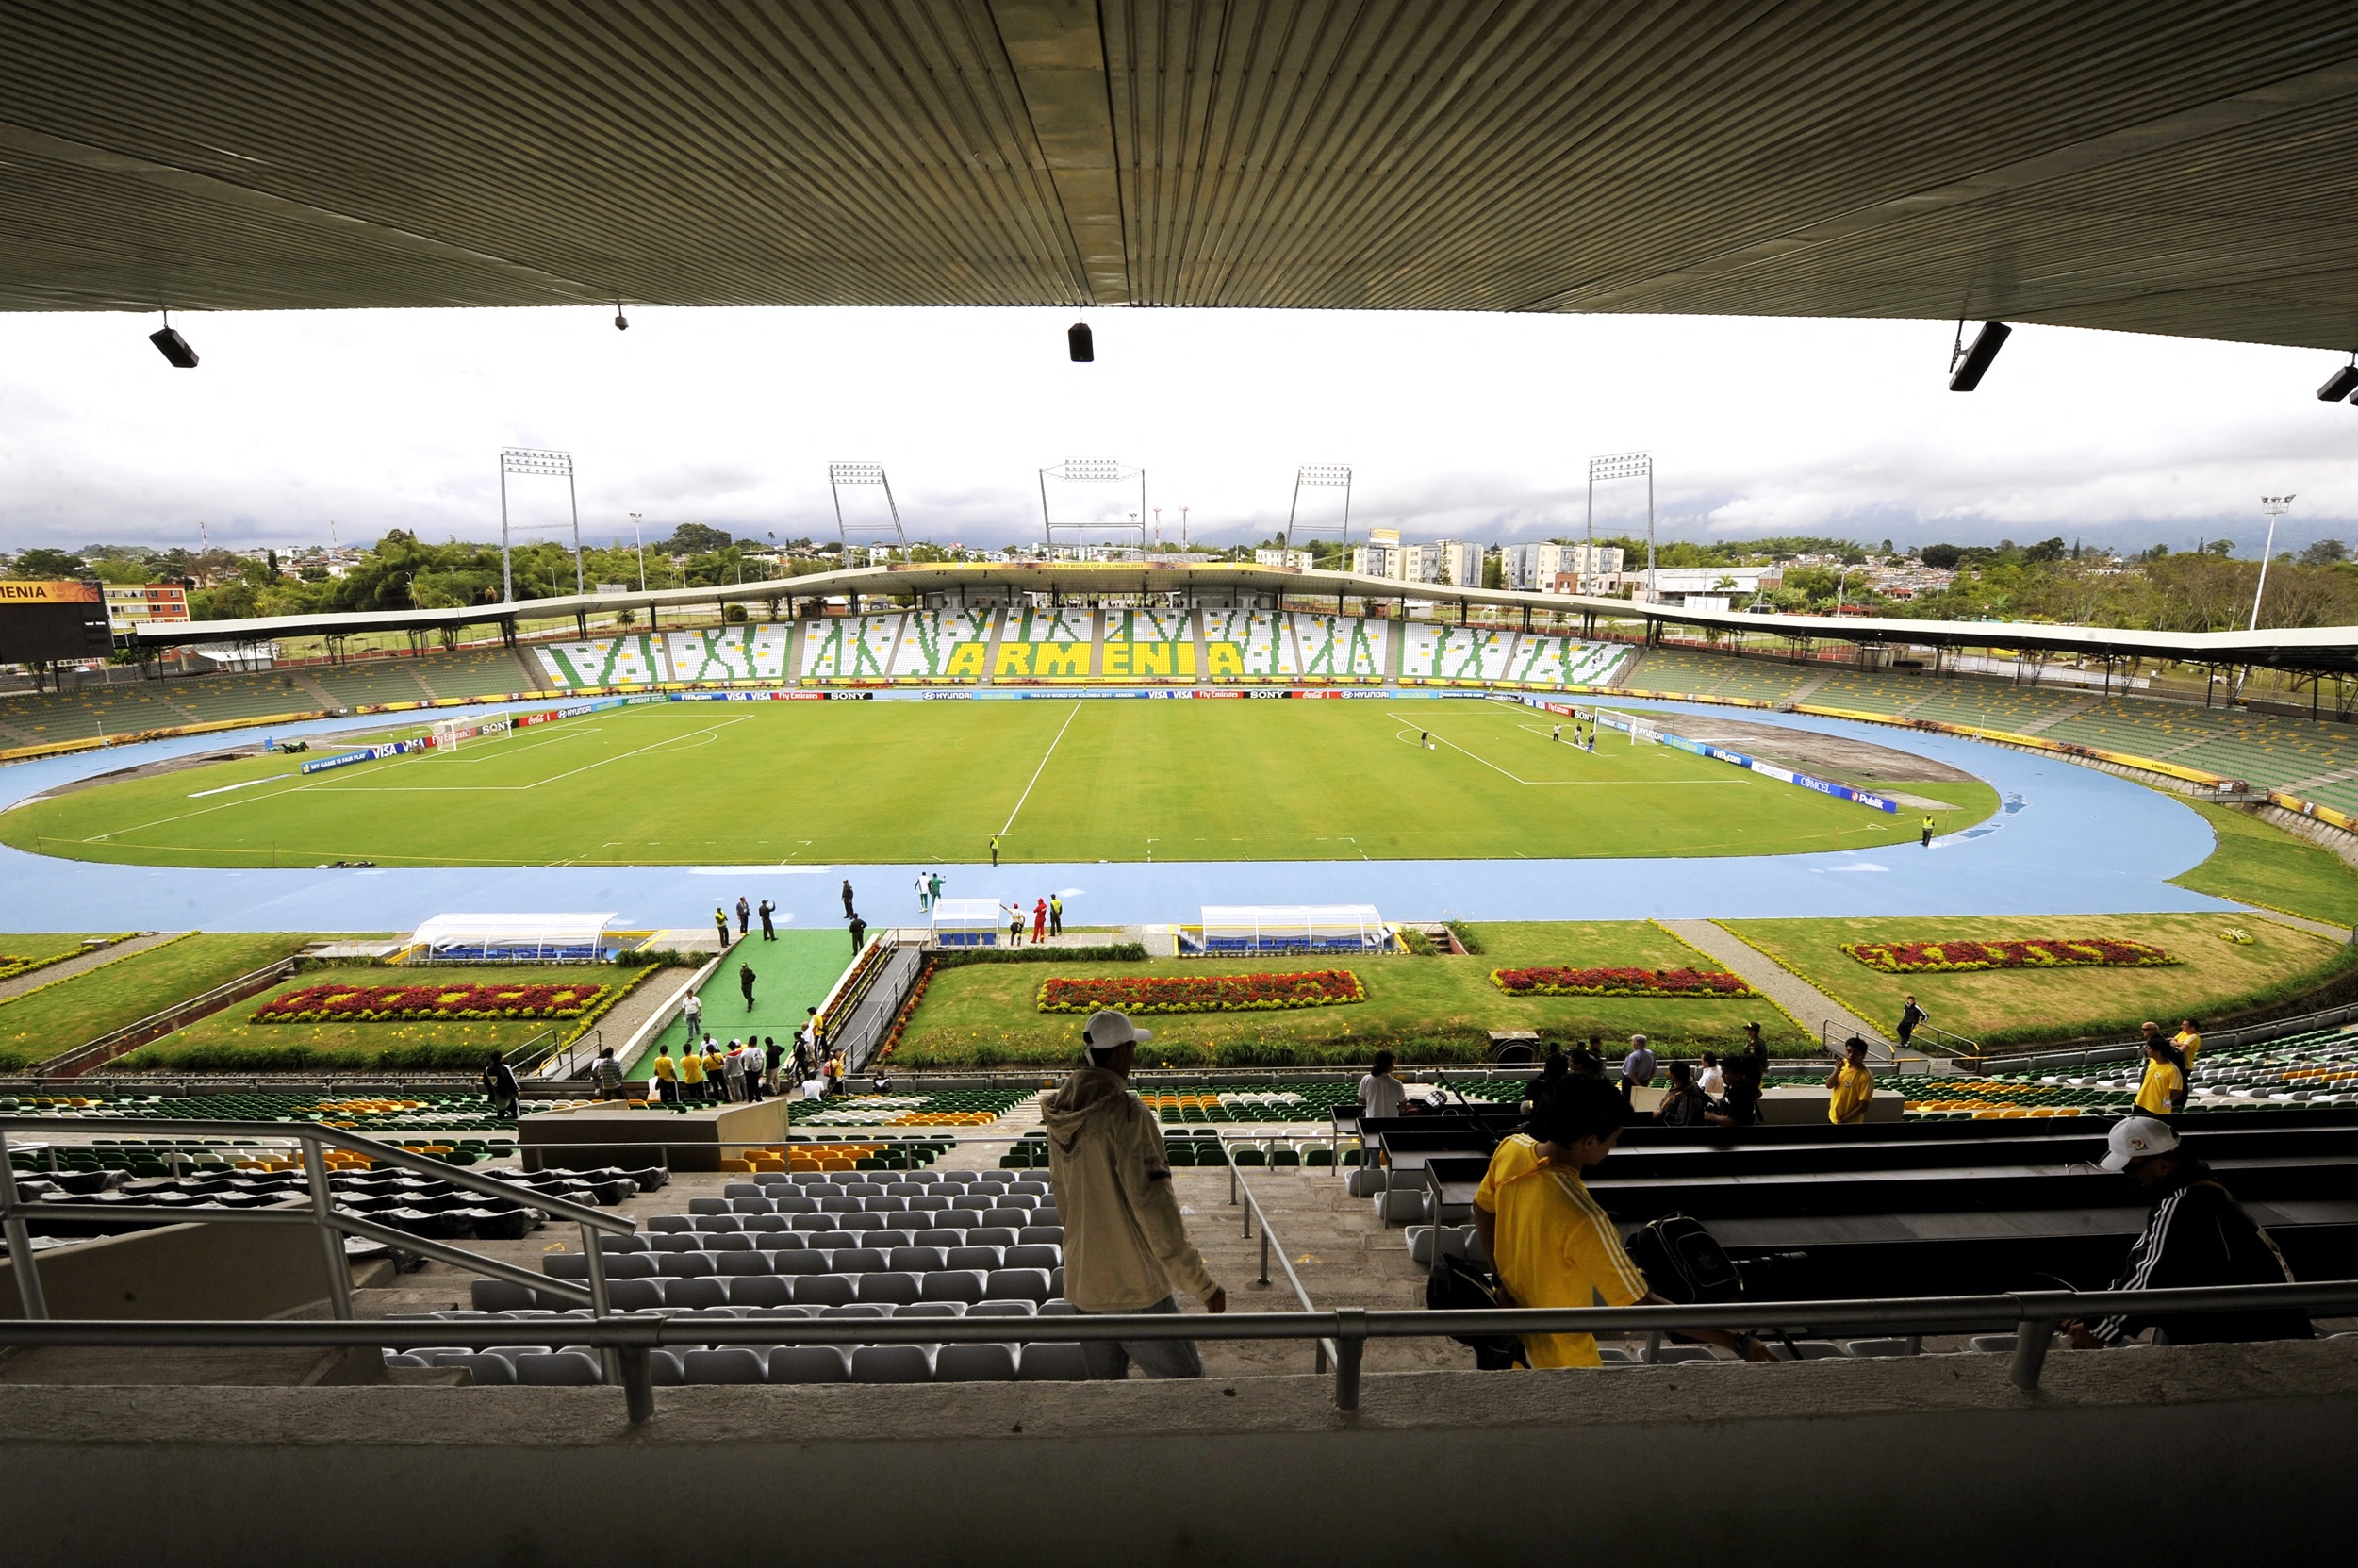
[1629,718,1662,746]
[431,716,511,752]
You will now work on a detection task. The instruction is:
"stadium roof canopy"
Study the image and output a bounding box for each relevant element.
[117,562,2358,676]
[6,3,2358,350]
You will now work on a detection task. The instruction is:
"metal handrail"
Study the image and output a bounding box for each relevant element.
[1216,1134,1333,1373]
[1,1280,2350,1422]
[0,1115,635,1345]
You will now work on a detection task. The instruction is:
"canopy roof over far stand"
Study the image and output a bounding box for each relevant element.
[1199,905,1389,955]
[409,912,618,963]
[930,899,1008,949]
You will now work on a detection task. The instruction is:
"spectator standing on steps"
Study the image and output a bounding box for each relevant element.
[849,912,868,953]
[739,961,757,1010]
[2135,1028,2187,1115]
[1897,994,1927,1052]
[735,896,750,937]
[1358,1049,1409,1123]
[2173,1017,2203,1071]
[1825,1036,1874,1125]
[1695,1051,1725,1098]
[1619,1034,1657,1114]
[482,1050,520,1121]
[650,1045,678,1106]
[678,1038,706,1102]
[841,879,855,918]
[590,1047,624,1102]
[1041,1009,1227,1378]
[682,990,703,1042]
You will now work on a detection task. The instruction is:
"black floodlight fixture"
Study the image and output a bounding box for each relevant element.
[149,310,197,368]
[2318,357,2358,402]
[1067,321,1094,362]
[614,304,630,331]
[1947,320,2010,391]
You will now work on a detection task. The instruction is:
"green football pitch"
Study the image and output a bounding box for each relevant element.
[0,700,1994,867]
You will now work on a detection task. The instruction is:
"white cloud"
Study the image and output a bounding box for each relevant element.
[0,305,2352,556]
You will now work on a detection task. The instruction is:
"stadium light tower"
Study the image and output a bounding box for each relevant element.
[1587,452,1654,600]
[498,448,583,603]
[1285,465,1354,553]
[828,462,908,562]
[2251,495,2297,631]
[1039,457,1147,553]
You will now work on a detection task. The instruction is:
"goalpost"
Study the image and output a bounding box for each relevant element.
[431,716,512,752]
[1629,718,1662,747]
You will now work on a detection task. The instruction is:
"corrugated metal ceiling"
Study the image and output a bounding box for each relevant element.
[2,1,2353,347]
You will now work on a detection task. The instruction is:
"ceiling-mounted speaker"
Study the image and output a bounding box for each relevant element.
[1947,321,2009,391]
[149,326,198,368]
[1067,322,1094,363]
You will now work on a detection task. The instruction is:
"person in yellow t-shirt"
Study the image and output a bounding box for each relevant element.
[650,1047,678,1106]
[701,1042,726,1102]
[678,1040,707,1102]
[1823,1036,1874,1124]
[2173,1018,2202,1071]
[1474,1077,1769,1369]
[2134,1032,2185,1116]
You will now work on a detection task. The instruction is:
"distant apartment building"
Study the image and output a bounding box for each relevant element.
[1633,566,1782,609]
[1349,536,1481,586]
[1253,548,1314,570]
[1502,542,1623,594]
[103,583,190,630]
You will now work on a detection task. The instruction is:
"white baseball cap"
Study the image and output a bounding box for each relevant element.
[1082,1009,1152,1053]
[2100,1115,2180,1171]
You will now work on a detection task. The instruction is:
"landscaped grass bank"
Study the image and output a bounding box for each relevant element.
[2168,798,2358,926]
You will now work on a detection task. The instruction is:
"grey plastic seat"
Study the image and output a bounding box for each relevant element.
[1016,1343,1089,1381]
[861,1196,905,1213]
[654,1252,717,1279]
[722,1182,764,1198]
[792,1274,857,1307]
[752,1173,796,1189]
[651,1231,701,1250]
[687,1197,729,1215]
[1017,1227,1064,1247]
[856,1271,922,1306]
[717,1251,773,1275]
[1006,1245,1061,1270]
[916,1229,965,1248]
[934,1342,1018,1382]
[890,1246,949,1274]
[516,1350,603,1386]
[436,1351,518,1384]
[948,1246,1004,1272]
[949,1193,993,1213]
[709,1232,757,1252]
[730,1197,773,1214]
[833,1248,889,1275]
[1034,1208,1061,1228]
[983,1208,1031,1230]
[787,1172,830,1188]
[1008,1180,1050,1197]
[895,1300,965,1319]
[665,1277,728,1310]
[867,1230,913,1251]
[607,1253,660,1279]
[820,1303,888,1319]
[937,1170,981,1184]
[809,1232,857,1250]
[790,1213,834,1232]
[907,1195,950,1214]
[691,1215,743,1233]
[1842,1339,1921,1359]
[772,1251,827,1276]
[844,1181,885,1197]
[751,1230,805,1250]
[884,1182,927,1197]
[724,1275,794,1308]
[1040,1299,1079,1316]
[819,1195,861,1213]
[772,1196,818,1214]
[648,1349,687,1386]
[987,1267,1053,1303]
[851,1345,933,1384]
[649,1215,698,1233]
[970,1298,1037,1318]
[768,1345,849,1382]
[606,1279,667,1311]
[967,1228,1019,1250]
[919,1269,987,1304]
[745,1305,813,1320]
[604,1233,652,1251]
[684,1348,767,1384]
[747,1214,795,1234]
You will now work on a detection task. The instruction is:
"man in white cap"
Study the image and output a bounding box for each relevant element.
[1039,1008,1227,1378]
[2061,1117,2311,1348]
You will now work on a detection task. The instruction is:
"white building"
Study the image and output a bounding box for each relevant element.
[1633,566,1781,607]
[1254,548,1314,570]
[1351,536,1481,586]
[1502,542,1623,594]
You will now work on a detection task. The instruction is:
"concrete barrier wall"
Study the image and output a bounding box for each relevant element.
[0,1220,332,1320]
[0,1340,2347,1562]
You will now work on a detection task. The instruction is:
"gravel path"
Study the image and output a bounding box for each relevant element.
[1659,917,1888,1052]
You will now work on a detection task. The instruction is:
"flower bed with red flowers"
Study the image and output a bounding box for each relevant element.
[1840,938,2179,974]
[1489,966,1756,999]
[1036,970,1365,1016]
[252,981,608,1024]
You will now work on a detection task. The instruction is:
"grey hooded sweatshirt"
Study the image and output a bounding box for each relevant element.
[1040,1065,1220,1312]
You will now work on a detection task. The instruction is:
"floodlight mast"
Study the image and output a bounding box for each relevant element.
[2251,495,2297,631]
[828,462,908,563]
[1285,464,1354,555]
[1039,457,1147,553]
[1586,452,1653,601]
[499,448,583,603]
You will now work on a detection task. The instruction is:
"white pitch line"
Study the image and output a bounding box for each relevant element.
[1000,701,1083,836]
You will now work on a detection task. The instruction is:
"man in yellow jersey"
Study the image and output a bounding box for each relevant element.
[1474,1077,1767,1368]
[1920,814,1937,847]
[650,1045,678,1106]
[1824,1036,1875,1124]
[678,1038,706,1103]
[2134,1026,2185,1115]
[2172,1017,2202,1070]
[701,1038,727,1103]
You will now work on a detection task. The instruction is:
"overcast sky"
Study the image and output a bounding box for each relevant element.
[1,305,2353,560]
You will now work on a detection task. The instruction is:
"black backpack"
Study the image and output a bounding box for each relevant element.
[1624,1213,1744,1304]
[1425,1253,1526,1370]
